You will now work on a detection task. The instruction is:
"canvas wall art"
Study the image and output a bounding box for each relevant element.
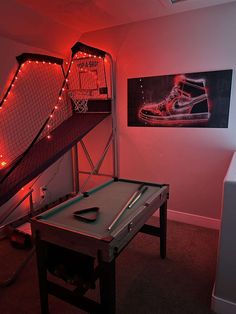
[127,70,232,127]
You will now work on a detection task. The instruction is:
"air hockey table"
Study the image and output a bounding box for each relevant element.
[31,178,169,314]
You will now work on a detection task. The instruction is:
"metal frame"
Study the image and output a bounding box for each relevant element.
[70,46,119,193]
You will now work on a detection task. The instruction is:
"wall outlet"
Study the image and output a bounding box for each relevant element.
[39,186,47,198]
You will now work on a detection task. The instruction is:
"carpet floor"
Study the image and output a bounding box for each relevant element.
[0,219,219,314]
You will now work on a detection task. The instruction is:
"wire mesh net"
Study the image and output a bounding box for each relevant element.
[0,44,114,205]
[0,61,71,168]
[0,47,112,184]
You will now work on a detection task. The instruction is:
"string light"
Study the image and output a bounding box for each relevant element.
[0,161,7,169]
[139,78,145,105]
[0,59,61,109]
[0,49,107,151]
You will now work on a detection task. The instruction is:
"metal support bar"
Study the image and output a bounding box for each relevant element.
[79,170,112,177]
[96,133,113,173]
[0,189,34,225]
[80,133,113,192]
[29,191,34,216]
[80,140,95,172]
[106,53,119,178]
[71,145,80,194]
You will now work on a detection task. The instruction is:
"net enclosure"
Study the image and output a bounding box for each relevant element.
[0,42,113,207]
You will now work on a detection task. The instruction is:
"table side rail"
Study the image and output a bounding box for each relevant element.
[31,221,110,258]
[118,178,168,189]
[35,179,114,220]
[108,186,168,259]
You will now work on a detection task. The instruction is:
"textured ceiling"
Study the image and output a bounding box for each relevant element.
[0,0,236,54]
[16,0,236,33]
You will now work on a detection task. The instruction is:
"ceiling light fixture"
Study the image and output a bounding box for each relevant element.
[170,0,188,4]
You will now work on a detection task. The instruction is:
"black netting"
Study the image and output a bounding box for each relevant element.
[0,61,67,166]
[0,45,112,206]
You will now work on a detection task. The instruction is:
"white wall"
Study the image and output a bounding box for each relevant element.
[81,2,236,221]
[0,35,64,97]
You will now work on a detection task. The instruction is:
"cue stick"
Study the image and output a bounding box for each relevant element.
[108,185,148,231]
[128,186,148,208]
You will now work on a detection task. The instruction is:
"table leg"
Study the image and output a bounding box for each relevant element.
[99,258,116,314]
[159,200,167,259]
[35,232,49,314]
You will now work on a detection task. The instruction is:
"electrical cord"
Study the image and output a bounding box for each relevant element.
[0,247,35,288]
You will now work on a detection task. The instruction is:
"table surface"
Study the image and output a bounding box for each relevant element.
[36,179,164,240]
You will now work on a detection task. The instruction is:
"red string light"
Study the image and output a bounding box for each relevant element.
[0,51,106,156]
[0,60,61,109]
[0,161,7,169]
[0,59,65,159]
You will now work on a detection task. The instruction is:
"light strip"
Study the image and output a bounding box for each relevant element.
[170,0,188,4]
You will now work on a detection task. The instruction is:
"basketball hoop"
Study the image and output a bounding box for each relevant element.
[68,90,88,113]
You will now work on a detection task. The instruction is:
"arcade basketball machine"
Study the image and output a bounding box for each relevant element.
[0,42,117,285]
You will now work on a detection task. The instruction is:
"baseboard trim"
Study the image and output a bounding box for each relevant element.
[212,286,236,314]
[156,209,220,230]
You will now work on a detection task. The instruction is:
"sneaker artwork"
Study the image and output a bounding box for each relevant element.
[139,76,211,126]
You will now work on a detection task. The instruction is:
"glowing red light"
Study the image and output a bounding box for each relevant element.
[47,135,51,139]
[0,161,7,168]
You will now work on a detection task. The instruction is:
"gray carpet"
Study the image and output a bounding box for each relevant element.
[0,219,218,314]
